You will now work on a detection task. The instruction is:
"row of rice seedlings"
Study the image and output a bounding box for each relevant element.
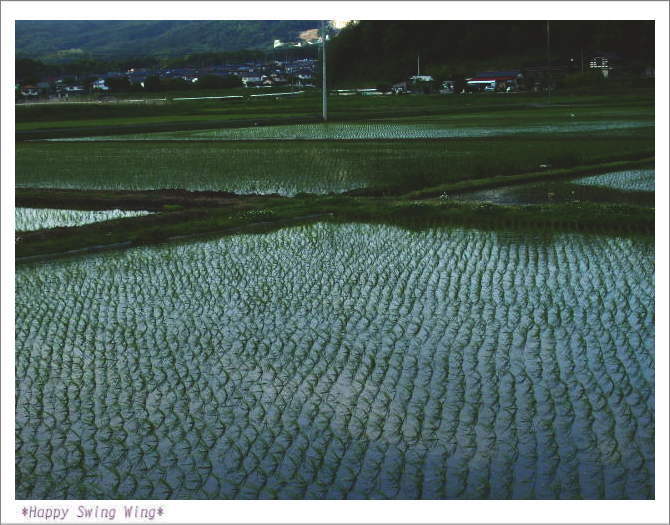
[51,120,653,142]
[15,208,152,232]
[571,169,655,192]
[16,135,654,196]
[16,143,370,196]
[15,223,654,499]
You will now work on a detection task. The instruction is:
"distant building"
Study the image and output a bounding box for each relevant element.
[466,71,523,92]
[64,85,86,94]
[589,56,609,70]
[92,79,109,91]
[20,85,39,97]
[588,53,618,79]
[440,80,455,94]
[241,74,263,87]
[392,74,436,95]
[409,75,434,83]
[391,81,409,94]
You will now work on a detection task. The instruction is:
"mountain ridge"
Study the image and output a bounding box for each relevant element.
[16,21,320,60]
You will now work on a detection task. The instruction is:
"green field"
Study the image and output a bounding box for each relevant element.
[17,89,653,197]
[42,100,652,141]
[16,132,653,196]
[15,90,653,135]
[450,169,655,207]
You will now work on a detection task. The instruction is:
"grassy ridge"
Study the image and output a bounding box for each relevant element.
[15,192,654,260]
[402,157,655,199]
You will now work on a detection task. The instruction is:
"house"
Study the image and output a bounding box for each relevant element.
[440,80,455,94]
[392,75,435,95]
[20,85,39,97]
[466,71,523,92]
[64,85,86,94]
[409,75,434,83]
[588,53,619,79]
[241,74,263,87]
[392,81,409,94]
[92,79,109,91]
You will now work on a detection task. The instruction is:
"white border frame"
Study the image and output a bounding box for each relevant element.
[2,3,668,524]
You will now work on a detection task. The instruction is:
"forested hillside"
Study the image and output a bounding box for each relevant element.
[328,20,655,84]
[16,20,318,60]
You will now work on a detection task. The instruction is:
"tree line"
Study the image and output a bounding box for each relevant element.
[326,20,655,86]
[15,45,318,84]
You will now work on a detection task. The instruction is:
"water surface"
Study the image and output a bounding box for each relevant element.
[16,223,654,499]
[45,120,653,142]
[15,208,151,232]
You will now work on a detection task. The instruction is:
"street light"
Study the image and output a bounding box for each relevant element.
[321,20,328,121]
[546,20,551,101]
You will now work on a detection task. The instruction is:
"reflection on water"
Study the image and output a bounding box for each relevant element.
[45,120,653,142]
[573,169,654,192]
[16,223,654,499]
[15,207,152,232]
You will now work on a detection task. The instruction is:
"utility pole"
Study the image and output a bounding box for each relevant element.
[546,21,552,102]
[322,20,327,122]
[417,54,420,76]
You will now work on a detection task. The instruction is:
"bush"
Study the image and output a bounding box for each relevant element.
[162,77,191,91]
[197,74,242,89]
[143,75,162,92]
[559,70,605,89]
[106,77,132,93]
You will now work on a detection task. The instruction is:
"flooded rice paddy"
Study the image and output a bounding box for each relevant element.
[572,169,655,192]
[45,120,653,142]
[15,223,654,499]
[15,208,152,232]
[16,143,376,196]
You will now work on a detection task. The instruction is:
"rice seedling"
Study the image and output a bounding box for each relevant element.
[16,134,654,196]
[44,120,653,142]
[15,208,152,232]
[571,169,655,192]
[15,223,654,499]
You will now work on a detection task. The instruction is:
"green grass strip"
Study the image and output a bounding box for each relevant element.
[403,157,655,199]
[16,194,653,262]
